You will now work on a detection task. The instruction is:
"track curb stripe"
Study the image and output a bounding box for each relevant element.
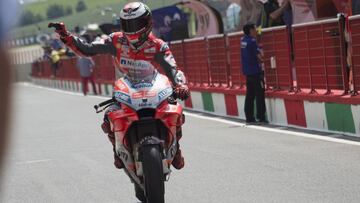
[325,103,356,134]
[201,92,214,112]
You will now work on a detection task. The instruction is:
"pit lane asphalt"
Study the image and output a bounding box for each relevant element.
[2,84,360,203]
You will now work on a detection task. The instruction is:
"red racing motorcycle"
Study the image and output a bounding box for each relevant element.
[94,72,184,203]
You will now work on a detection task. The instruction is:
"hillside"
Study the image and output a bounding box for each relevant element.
[14,0,178,38]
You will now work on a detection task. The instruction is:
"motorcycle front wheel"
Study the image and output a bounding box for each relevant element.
[142,145,165,203]
[134,183,146,202]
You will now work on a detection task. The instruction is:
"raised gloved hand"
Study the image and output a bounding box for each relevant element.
[48,22,69,37]
[174,84,190,100]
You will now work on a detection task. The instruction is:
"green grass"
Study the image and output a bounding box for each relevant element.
[14,0,178,38]
[23,0,124,17]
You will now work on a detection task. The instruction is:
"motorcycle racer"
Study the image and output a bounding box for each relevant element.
[49,2,189,170]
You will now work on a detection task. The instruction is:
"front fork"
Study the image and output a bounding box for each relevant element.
[114,129,178,181]
[134,135,178,177]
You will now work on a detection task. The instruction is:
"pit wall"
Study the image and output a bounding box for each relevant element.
[185,90,360,137]
[32,77,360,137]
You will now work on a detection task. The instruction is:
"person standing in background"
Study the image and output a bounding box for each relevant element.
[76,56,98,96]
[260,0,292,28]
[43,45,65,78]
[241,23,266,123]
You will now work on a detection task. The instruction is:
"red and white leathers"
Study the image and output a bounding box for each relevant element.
[61,31,187,169]
[63,32,183,84]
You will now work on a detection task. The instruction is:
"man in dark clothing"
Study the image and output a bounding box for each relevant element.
[260,0,292,28]
[241,23,266,123]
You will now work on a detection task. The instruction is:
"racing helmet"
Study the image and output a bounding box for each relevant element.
[120,2,152,49]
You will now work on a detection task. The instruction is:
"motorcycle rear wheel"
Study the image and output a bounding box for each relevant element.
[142,145,165,203]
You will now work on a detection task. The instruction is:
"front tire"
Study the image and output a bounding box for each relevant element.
[134,184,146,202]
[142,145,165,203]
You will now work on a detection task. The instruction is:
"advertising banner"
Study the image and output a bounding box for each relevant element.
[152,6,188,42]
[179,0,221,37]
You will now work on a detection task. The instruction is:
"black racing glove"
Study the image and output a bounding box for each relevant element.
[174,84,190,100]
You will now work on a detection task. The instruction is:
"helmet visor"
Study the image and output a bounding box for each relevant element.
[121,17,149,34]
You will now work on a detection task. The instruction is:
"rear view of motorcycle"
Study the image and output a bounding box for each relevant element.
[94,72,185,203]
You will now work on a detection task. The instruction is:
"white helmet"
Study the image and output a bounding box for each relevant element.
[120,2,152,48]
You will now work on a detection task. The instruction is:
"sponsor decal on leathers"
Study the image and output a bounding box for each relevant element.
[120,58,154,70]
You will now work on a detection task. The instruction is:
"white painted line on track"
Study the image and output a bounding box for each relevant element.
[16,159,53,165]
[20,83,360,146]
[18,82,109,100]
[184,112,360,146]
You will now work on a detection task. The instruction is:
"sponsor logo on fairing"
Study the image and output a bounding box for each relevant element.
[132,83,153,89]
[158,87,173,100]
[114,91,131,104]
[132,92,143,99]
[115,81,127,91]
[138,102,153,107]
[118,150,129,161]
[132,91,157,99]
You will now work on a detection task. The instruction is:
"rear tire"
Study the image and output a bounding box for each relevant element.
[142,145,165,203]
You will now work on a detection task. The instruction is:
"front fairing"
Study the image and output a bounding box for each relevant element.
[113,72,173,111]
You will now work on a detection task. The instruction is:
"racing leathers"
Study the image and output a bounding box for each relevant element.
[61,31,187,170]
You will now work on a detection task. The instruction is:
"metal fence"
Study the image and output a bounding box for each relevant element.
[32,15,360,96]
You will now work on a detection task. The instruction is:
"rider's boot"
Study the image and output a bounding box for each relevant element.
[108,132,123,169]
[172,126,185,170]
[102,120,123,169]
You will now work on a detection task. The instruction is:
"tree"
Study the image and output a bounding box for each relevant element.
[76,0,87,12]
[66,6,73,15]
[46,4,66,20]
[34,14,44,23]
[19,10,44,26]
[19,10,35,26]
